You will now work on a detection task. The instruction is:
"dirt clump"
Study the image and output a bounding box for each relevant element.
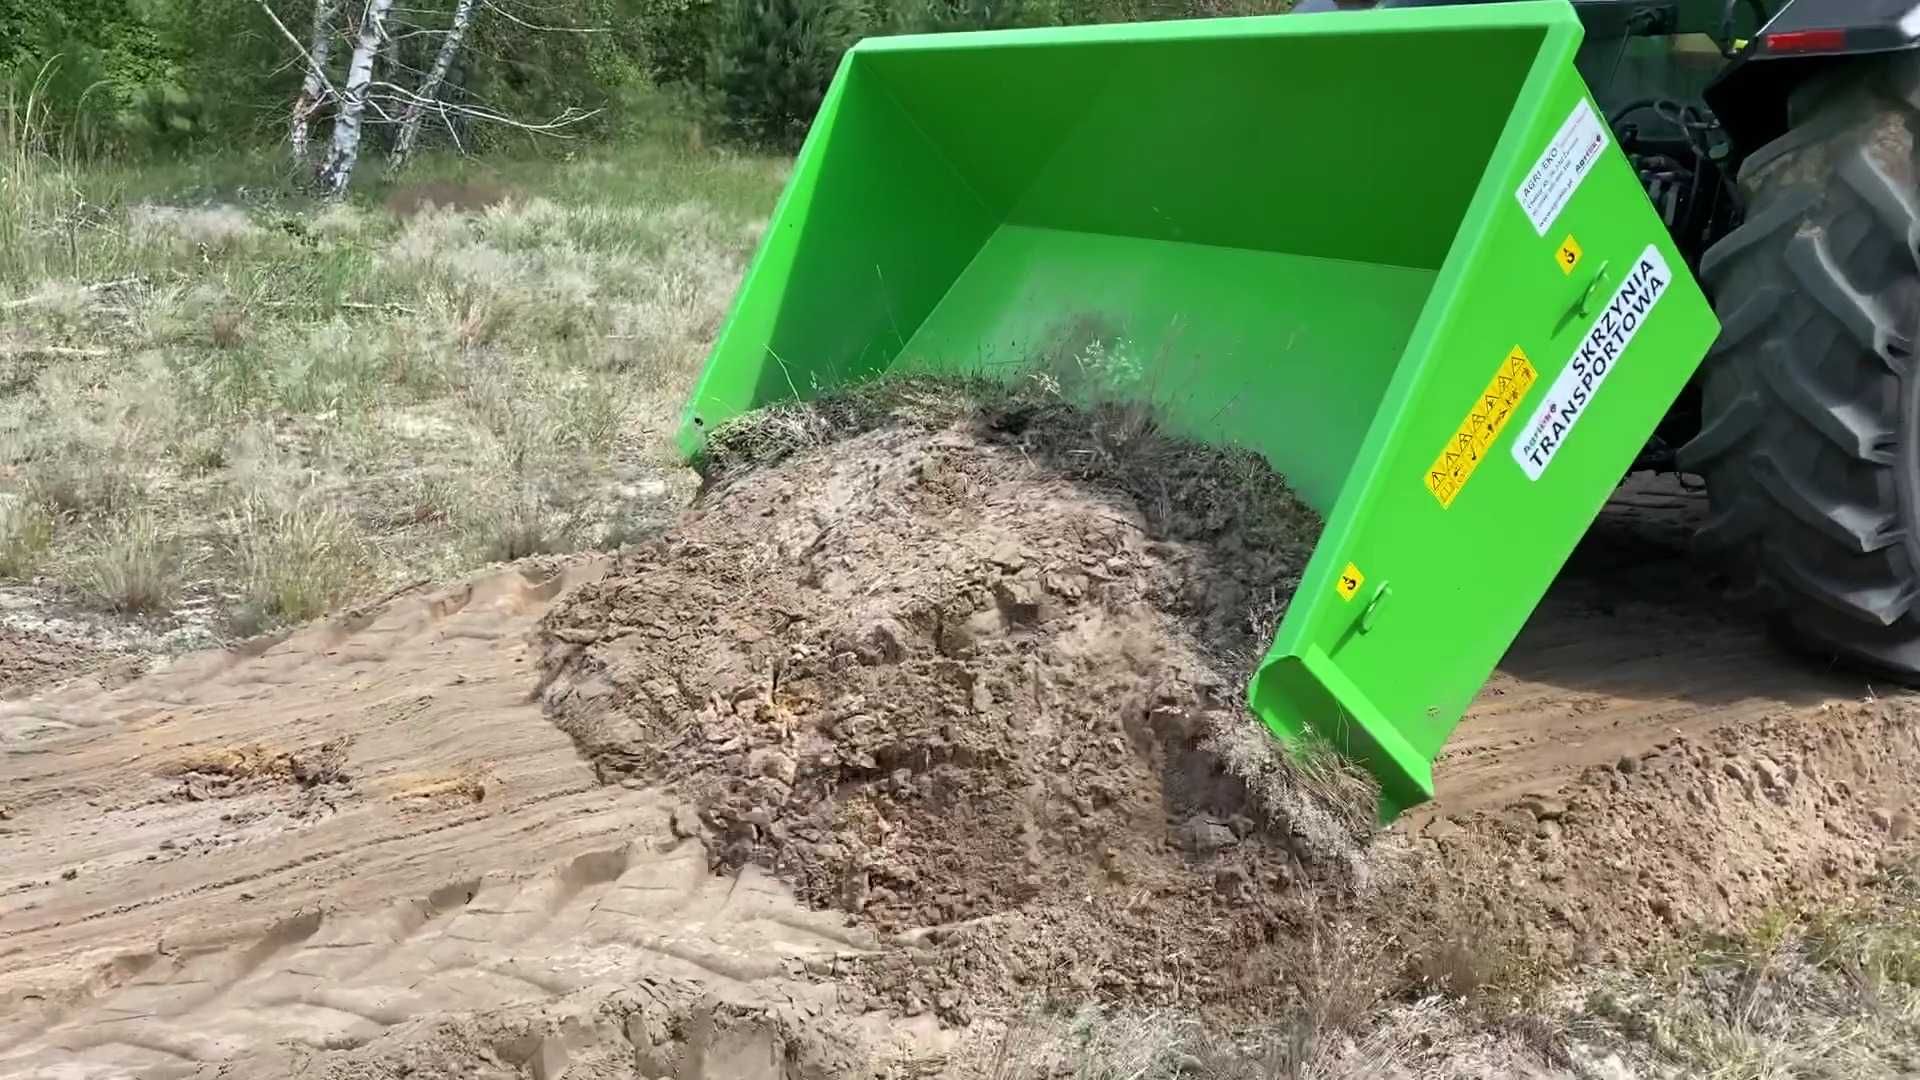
[538,391,1385,1016]
[0,628,125,697]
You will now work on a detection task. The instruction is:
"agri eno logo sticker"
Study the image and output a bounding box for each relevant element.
[1512,245,1671,480]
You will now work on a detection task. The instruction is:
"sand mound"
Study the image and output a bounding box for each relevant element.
[537,398,1387,1015]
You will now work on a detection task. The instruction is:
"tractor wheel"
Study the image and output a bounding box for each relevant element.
[1680,55,1920,679]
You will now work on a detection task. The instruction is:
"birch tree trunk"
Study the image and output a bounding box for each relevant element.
[318,0,395,197]
[390,0,478,170]
[289,0,341,161]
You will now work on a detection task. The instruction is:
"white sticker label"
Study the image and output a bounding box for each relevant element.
[1512,245,1671,480]
[1515,99,1608,236]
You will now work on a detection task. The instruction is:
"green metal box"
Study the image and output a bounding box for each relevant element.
[679,1,1722,815]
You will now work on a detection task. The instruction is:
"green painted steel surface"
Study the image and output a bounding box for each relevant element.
[678,1,1722,816]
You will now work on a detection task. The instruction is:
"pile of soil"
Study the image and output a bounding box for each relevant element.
[537,393,1381,1016]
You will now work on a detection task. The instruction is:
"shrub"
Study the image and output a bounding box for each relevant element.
[75,509,181,612]
[0,498,54,580]
[702,0,869,147]
[230,492,372,628]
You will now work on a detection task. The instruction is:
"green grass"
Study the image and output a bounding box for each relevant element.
[0,110,783,638]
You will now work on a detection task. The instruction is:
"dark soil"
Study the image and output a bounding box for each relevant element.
[535,390,1394,1016]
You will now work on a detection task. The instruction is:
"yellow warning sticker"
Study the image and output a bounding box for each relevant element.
[1425,347,1538,509]
[1556,235,1584,275]
[1336,562,1365,602]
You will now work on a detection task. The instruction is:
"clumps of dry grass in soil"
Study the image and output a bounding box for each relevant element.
[963,858,1920,1079]
[1568,861,1920,1080]
[540,370,1404,1030]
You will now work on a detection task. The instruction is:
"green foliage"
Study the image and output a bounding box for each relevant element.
[889,0,1056,33]
[0,0,295,155]
[702,0,868,147]
[635,0,719,85]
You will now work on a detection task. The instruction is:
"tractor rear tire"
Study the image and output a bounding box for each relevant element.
[1681,55,1920,679]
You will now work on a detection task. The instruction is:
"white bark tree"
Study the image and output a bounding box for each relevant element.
[259,0,601,195]
[318,0,397,197]
[389,0,478,170]
[290,0,342,160]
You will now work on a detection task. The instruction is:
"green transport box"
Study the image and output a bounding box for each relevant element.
[679,0,1722,816]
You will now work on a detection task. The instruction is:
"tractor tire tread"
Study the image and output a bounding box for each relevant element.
[1679,53,1920,678]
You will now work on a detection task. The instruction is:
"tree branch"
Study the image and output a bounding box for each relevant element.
[478,0,608,33]
[254,0,339,101]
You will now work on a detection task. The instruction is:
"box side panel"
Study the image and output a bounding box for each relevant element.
[677,57,1000,454]
[1252,43,1721,806]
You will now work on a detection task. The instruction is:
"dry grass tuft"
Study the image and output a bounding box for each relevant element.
[1573,866,1920,1079]
[229,491,375,632]
[1204,717,1380,873]
[74,510,182,612]
[128,204,258,252]
[208,307,247,349]
[0,497,54,580]
[979,991,1569,1080]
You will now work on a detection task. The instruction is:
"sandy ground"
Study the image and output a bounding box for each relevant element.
[0,455,1912,1078]
[0,564,929,1079]
[1432,475,1875,817]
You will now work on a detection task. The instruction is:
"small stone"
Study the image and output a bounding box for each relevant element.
[1535,820,1561,841]
[1183,814,1237,855]
[1752,757,1784,790]
[60,868,77,881]
[1616,755,1638,775]
[746,748,797,786]
[936,620,978,659]
[1520,795,1567,822]
[862,620,908,664]
[988,543,1027,571]
[841,872,870,911]
[1043,572,1086,600]
[1425,817,1464,842]
[669,804,703,839]
[1213,865,1251,899]
[971,681,993,713]
[1227,814,1258,839]
[992,579,1043,624]
[1722,761,1746,783]
[1871,808,1893,831]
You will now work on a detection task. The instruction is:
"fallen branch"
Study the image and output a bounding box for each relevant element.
[368,82,599,135]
